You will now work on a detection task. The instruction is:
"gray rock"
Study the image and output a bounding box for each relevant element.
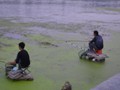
[91,73,120,90]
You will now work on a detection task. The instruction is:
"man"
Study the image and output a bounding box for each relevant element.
[8,42,30,69]
[89,30,103,52]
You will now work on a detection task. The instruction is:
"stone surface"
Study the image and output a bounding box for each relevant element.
[91,73,120,90]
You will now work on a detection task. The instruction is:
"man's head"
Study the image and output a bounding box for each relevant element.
[18,42,25,50]
[94,30,99,36]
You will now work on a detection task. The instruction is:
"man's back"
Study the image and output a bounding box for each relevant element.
[16,50,30,68]
[95,35,103,50]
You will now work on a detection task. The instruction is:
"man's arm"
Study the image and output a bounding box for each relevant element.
[9,61,16,65]
[15,52,20,64]
[7,52,20,65]
[90,37,96,43]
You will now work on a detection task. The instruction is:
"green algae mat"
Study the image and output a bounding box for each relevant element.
[0,18,120,90]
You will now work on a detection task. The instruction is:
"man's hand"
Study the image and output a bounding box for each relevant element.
[7,61,16,65]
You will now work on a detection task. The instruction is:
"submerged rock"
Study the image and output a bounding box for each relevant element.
[39,41,58,47]
[61,81,72,90]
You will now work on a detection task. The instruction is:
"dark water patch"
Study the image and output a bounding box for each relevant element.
[80,0,120,8]
[24,21,111,37]
[15,22,84,32]
[3,33,24,40]
[0,27,19,37]
[0,0,120,8]
[0,20,78,31]
[0,19,16,27]
[101,7,120,12]
[37,22,84,32]
[0,19,38,29]
[21,33,59,48]
[0,72,3,77]
[38,41,58,48]
[0,33,3,38]
[0,42,12,48]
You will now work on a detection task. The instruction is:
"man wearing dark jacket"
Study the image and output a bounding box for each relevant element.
[8,42,30,69]
[89,31,103,51]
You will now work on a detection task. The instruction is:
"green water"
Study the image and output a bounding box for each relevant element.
[0,17,120,90]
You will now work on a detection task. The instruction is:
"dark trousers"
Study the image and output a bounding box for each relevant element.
[89,42,98,52]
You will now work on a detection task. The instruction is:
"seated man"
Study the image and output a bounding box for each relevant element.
[8,42,30,69]
[89,30,104,53]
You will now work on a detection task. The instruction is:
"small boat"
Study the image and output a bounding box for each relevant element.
[78,49,108,62]
[5,64,33,81]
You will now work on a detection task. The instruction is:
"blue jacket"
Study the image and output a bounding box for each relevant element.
[90,35,104,50]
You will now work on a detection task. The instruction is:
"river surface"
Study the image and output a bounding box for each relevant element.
[0,0,120,23]
[0,0,120,90]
